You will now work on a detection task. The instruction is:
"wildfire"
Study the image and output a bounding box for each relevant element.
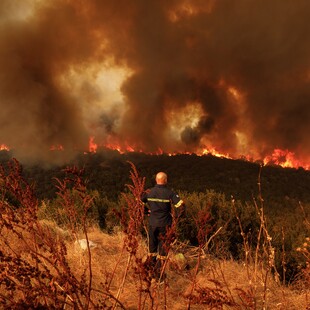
[50,145,64,151]
[89,140,309,170]
[87,137,309,169]
[0,144,9,151]
[103,142,163,155]
[263,149,309,170]
[0,139,309,170]
[103,141,137,154]
[201,147,231,159]
[88,136,98,153]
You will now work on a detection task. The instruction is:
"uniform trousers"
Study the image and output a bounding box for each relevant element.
[148,225,168,257]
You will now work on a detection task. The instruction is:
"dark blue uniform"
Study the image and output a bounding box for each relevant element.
[142,184,183,257]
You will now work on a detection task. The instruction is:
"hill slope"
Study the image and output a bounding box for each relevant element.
[1,149,307,205]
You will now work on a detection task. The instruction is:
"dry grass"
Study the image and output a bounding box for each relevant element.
[1,223,310,309]
[58,227,310,309]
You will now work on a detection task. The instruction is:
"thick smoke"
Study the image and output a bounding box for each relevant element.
[0,0,309,165]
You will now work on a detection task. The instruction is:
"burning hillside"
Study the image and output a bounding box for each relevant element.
[0,0,309,168]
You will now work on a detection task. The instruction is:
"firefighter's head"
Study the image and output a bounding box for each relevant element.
[156,172,167,185]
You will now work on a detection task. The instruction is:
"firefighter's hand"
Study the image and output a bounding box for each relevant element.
[144,206,151,216]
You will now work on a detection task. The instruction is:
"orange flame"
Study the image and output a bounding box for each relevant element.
[166,147,231,158]
[263,148,308,170]
[103,142,163,155]
[201,147,232,159]
[1,140,309,170]
[88,136,98,153]
[50,144,64,151]
[0,144,10,151]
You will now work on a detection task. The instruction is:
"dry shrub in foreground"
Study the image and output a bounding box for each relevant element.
[295,204,310,292]
[0,159,123,309]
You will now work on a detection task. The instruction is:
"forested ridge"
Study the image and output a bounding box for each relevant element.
[1,149,308,206]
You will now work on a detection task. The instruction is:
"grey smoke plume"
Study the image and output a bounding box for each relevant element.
[0,0,309,165]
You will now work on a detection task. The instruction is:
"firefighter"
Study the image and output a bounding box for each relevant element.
[141,171,185,281]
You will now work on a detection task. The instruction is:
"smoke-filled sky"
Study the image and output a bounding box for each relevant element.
[0,0,309,166]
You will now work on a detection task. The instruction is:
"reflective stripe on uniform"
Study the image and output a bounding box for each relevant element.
[147,198,170,203]
[174,199,184,208]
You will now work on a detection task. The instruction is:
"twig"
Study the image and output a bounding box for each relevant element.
[113,253,132,309]
[203,226,223,251]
